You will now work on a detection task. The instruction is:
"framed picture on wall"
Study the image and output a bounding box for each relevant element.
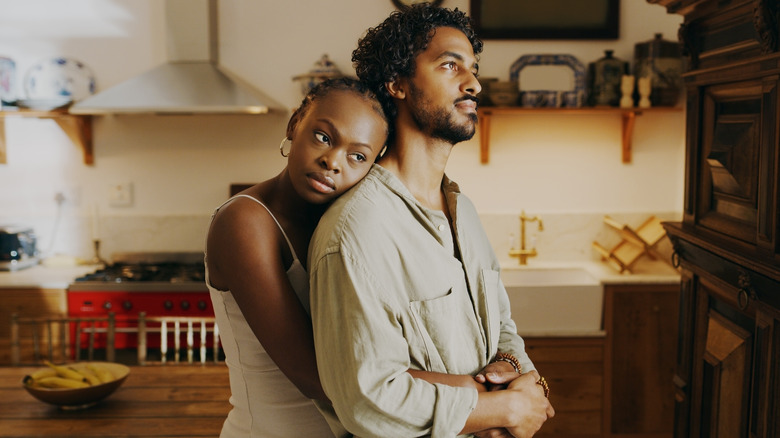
[470,0,619,40]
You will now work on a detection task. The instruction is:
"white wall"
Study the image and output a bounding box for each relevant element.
[0,0,683,261]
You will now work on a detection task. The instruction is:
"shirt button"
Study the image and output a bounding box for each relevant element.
[438,224,446,232]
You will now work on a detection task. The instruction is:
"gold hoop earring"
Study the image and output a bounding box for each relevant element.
[279,137,291,157]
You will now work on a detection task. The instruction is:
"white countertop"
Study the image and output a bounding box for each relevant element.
[501,258,680,285]
[592,259,680,284]
[1,256,679,293]
[0,264,102,289]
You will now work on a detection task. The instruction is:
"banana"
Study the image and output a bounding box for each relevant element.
[34,376,90,389]
[43,360,88,384]
[29,368,57,380]
[86,363,115,384]
[69,365,101,386]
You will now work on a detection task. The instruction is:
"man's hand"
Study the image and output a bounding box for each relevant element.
[474,360,521,391]
[504,373,555,438]
[474,428,513,438]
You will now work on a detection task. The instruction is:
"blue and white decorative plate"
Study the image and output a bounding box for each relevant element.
[24,57,96,101]
[510,54,586,108]
[0,57,16,104]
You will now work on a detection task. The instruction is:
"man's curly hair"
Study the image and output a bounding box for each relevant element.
[352,5,482,135]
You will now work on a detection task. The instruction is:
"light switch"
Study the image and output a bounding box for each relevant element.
[109,182,134,207]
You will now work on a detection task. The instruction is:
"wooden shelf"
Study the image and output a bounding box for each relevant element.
[0,108,93,165]
[477,106,683,164]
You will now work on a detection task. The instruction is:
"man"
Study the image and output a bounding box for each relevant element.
[309,5,554,437]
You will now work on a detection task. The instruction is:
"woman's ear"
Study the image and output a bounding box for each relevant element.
[385,79,406,100]
[285,109,300,139]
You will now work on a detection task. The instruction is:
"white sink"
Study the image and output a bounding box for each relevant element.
[501,266,603,335]
[501,266,600,286]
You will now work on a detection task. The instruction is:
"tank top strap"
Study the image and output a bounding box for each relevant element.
[212,194,301,264]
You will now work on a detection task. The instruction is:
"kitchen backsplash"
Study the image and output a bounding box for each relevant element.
[1,211,681,266]
[482,211,681,266]
[0,214,211,263]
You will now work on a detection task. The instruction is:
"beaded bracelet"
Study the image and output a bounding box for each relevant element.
[493,352,522,374]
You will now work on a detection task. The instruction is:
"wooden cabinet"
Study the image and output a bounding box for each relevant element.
[603,283,679,437]
[663,227,780,438]
[652,0,780,437]
[0,288,67,365]
[524,336,606,437]
[524,281,679,438]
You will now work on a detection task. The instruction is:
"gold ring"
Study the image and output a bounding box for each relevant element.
[536,376,550,398]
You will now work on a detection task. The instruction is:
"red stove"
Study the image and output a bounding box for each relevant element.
[67,252,211,350]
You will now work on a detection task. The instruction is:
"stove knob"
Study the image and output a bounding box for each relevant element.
[180,300,191,310]
[122,300,133,311]
[164,300,174,310]
[102,301,112,310]
[197,300,208,311]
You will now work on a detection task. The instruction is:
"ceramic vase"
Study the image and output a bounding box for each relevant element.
[587,50,628,107]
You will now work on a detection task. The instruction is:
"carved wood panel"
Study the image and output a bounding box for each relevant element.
[687,274,756,438]
[673,272,695,438]
[696,78,777,248]
[701,311,751,438]
[675,0,763,71]
[752,307,776,438]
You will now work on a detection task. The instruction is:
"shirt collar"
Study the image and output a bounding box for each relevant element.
[370,164,462,202]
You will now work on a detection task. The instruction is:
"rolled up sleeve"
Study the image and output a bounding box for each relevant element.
[310,251,478,438]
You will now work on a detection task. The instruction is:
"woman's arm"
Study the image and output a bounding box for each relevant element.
[406,369,487,393]
[207,199,326,400]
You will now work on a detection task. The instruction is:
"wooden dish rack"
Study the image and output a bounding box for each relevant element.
[592,215,671,273]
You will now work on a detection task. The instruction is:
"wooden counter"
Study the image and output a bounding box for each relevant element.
[0,364,231,437]
[0,265,100,289]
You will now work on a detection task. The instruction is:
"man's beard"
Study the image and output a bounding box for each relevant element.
[408,82,477,145]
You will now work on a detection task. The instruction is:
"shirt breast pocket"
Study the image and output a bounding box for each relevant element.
[406,288,460,372]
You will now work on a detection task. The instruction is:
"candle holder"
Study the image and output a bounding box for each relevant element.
[91,239,108,266]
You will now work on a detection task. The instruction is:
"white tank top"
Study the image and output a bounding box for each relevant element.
[205,194,334,437]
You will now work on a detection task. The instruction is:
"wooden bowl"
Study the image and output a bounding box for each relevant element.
[22,362,130,409]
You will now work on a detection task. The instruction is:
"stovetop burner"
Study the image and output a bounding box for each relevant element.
[73,252,206,284]
[75,262,206,283]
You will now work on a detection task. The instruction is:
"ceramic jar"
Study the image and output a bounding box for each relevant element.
[292,54,343,97]
[633,33,683,106]
[489,80,519,107]
[587,50,628,107]
[477,77,498,107]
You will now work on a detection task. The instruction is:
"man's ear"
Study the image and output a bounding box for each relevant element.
[385,79,406,100]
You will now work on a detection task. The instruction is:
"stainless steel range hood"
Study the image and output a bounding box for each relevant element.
[70,0,280,115]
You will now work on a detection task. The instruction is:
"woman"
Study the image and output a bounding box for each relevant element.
[205,78,389,437]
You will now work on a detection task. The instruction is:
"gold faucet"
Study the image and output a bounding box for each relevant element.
[509,211,544,265]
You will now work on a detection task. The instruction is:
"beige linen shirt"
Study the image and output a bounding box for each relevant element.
[309,165,535,438]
